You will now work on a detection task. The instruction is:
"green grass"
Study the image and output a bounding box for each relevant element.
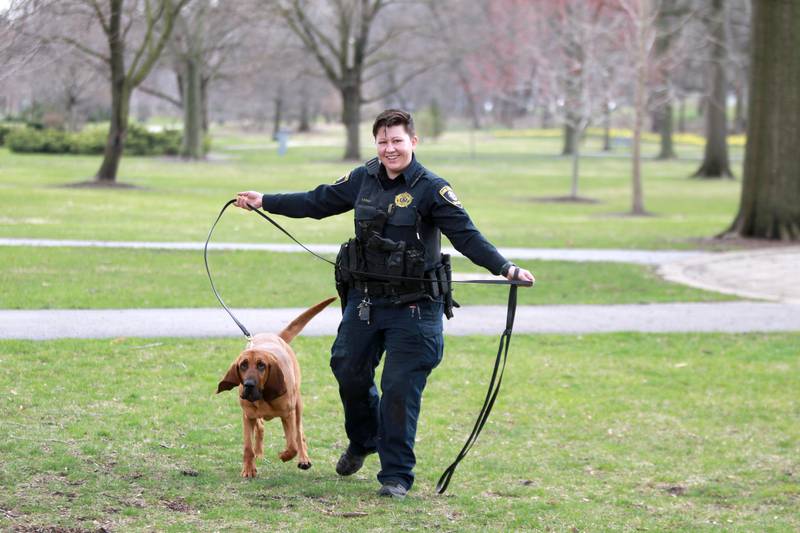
[1,333,797,531]
[0,128,745,249]
[0,246,736,309]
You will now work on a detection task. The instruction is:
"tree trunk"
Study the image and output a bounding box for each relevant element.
[341,84,361,161]
[733,82,746,133]
[562,123,575,155]
[456,67,482,130]
[630,2,648,216]
[656,101,677,159]
[725,0,800,240]
[95,0,126,182]
[272,85,284,141]
[602,101,612,151]
[180,56,203,159]
[201,77,209,133]
[96,83,130,181]
[570,133,580,198]
[298,85,311,132]
[540,106,552,129]
[693,0,733,178]
[678,96,686,133]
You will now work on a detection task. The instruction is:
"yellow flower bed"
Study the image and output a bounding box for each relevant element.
[493,127,746,147]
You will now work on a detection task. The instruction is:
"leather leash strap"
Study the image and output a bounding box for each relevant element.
[435,283,517,494]
[204,200,252,339]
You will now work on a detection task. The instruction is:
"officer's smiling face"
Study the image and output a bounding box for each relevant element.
[375,125,418,179]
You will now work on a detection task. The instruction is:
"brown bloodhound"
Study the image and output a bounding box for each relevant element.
[217,297,336,478]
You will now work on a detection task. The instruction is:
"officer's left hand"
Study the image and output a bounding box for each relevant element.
[506,265,535,285]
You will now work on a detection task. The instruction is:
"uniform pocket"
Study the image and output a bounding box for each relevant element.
[417,321,444,371]
[386,207,416,227]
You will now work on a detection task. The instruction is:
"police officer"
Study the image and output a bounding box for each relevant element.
[235,109,534,499]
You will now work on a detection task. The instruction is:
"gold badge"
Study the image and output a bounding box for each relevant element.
[394,192,413,208]
[334,172,350,185]
[439,186,462,208]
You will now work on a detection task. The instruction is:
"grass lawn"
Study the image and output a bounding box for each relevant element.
[0,127,744,249]
[4,126,793,532]
[0,246,736,309]
[0,127,746,307]
[1,333,797,531]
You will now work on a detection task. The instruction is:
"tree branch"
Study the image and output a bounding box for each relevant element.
[136,83,182,107]
[62,36,110,64]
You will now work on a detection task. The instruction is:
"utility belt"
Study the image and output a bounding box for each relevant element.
[335,237,458,318]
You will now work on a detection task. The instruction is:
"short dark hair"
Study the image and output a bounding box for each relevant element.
[372,109,415,138]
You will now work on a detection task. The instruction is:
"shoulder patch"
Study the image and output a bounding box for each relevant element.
[439,185,462,208]
[334,172,350,185]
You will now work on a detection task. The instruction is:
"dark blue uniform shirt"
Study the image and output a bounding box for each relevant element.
[261,155,508,275]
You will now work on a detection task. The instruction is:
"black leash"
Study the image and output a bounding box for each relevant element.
[434,283,517,494]
[204,200,252,339]
[204,199,532,494]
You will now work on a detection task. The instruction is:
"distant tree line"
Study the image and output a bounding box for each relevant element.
[0,0,797,240]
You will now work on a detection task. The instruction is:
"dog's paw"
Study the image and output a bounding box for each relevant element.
[298,461,312,470]
[279,448,298,462]
[241,464,258,478]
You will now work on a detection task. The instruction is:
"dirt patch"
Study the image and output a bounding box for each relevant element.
[163,497,192,512]
[665,485,687,496]
[11,526,92,533]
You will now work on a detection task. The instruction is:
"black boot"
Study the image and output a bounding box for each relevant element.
[335,446,375,476]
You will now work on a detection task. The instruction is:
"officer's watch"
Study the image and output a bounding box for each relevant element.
[500,261,516,277]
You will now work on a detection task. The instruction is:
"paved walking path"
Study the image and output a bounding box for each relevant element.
[3,302,799,340]
[0,238,706,264]
[659,246,800,304]
[2,238,798,339]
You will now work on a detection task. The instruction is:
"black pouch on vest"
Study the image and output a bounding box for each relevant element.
[335,239,357,312]
[404,246,426,285]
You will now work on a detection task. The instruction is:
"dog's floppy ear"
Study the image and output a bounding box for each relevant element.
[262,360,287,401]
[216,362,241,393]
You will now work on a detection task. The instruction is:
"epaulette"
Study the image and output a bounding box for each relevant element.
[410,166,433,188]
[365,157,380,176]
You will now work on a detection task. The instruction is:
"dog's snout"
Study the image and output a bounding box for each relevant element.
[240,377,262,402]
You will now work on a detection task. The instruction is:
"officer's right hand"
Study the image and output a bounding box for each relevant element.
[235,191,262,210]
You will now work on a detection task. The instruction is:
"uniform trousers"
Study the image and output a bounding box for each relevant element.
[330,289,444,489]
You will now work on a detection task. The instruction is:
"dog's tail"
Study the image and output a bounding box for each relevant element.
[279,296,337,344]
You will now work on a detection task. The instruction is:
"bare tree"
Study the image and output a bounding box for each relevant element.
[650,0,692,160]
[548,1,621,199]
[42,0,189,182]
[724,0,800,240]
[0,0,46,84]
[166,0,251,158]
[692,0,733,178]
[618,0,658,215]
[273,0,436,160]
[422,0,483,130]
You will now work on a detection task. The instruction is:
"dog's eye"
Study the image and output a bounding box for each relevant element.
[239,361,248,371]
[256,361,266,371]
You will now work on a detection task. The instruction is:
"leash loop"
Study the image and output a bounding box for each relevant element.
[204,199,252,339]
[435,284,518,494]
